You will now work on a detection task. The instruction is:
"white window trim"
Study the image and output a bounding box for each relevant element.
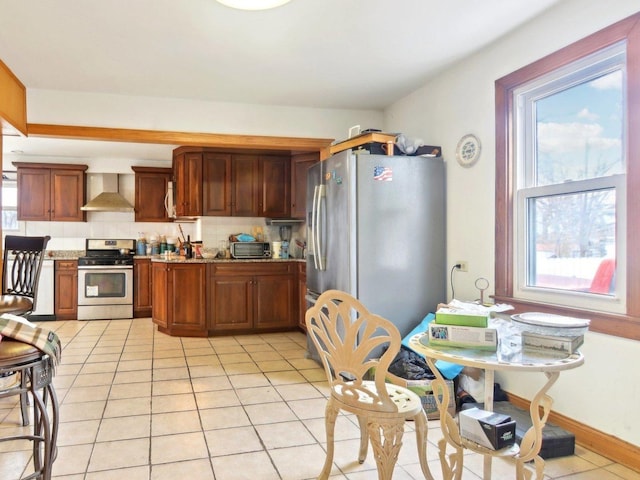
[511,43,627,315]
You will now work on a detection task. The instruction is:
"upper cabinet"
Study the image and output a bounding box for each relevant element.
[173,151,203,217]
[174,147,292,218]
[260,155,290,218]
[291,152,319,219]
[13,162,87,222]
[203,152,232,216]
[131,166,173,222]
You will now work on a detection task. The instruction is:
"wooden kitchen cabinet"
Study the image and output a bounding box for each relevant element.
[173,150,203,217]
[297,262,307,331]
[230,154,290,217]
[231,154,260,216]
[291,152,318,219]
[14,162,87,222]
[55,259,78,320]
[152,261,206,336]
[134,258,153,317]
[259,155,290,218]
[208,262,295,334]
[174,147,291,218]
[131,166,173,222]
[203,152,232,216]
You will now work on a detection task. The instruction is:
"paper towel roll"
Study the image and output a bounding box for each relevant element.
[272,241,282,259]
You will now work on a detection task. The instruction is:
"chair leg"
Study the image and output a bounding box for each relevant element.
[318,402,339,479]
[367,418,405,480]
[413,411,435,480]
[356,415,369,463]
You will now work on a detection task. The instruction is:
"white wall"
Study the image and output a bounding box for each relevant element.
[384,0,640,446]
[26,89,383,142]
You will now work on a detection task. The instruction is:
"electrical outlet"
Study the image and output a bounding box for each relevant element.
[456,261,468,272]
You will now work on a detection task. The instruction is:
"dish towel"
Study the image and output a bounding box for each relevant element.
[0,313,62,369]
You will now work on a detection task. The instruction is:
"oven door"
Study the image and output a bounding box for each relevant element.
[77,266,133,320]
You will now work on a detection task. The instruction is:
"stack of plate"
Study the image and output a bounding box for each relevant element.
[510,312,590,337]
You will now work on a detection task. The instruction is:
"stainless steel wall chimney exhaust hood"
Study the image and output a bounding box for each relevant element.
[82,173,134,212]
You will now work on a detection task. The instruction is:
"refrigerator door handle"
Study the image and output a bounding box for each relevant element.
[311,185,320,270]
[316,184,326,271]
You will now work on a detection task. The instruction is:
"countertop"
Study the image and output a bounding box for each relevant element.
[148,255,305,264]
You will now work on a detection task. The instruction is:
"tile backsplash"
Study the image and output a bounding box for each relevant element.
[19,215,306,254]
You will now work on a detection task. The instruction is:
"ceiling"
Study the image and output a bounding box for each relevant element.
[0,0,562,163]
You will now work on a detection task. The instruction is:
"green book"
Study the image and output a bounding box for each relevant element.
[435,308,489,328]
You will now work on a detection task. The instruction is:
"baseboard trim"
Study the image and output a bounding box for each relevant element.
[506,393,640,473]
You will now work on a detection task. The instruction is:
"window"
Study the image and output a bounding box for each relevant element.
[495,13,640,340]
[2,173,18,232]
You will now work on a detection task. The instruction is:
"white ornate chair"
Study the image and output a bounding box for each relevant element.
[305,289,434,480]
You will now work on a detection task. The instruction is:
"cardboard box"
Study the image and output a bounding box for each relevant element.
[435,308,489,327]
[428,323,498,350]
[459,407,516,450]
[522,331,584,354]
[384,371,455,420]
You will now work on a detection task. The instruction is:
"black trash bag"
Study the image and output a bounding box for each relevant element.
[387,345,435,380]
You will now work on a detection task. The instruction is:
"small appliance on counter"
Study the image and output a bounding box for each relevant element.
[278,225,291,259]
[229,242,271,259]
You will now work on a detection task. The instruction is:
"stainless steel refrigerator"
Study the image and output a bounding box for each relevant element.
[306,149,446,356]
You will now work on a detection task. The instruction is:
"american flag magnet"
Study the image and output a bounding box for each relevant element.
[373,166,393,181]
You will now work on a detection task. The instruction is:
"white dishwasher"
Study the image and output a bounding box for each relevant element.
[28,259,55,320]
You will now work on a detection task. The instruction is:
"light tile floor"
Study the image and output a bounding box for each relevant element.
[0,318,637,479]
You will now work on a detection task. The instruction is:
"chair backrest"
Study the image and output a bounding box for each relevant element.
[305,289,402,413]
[2,235,51,309]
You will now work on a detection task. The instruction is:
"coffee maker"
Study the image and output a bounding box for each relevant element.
[279,225,291,259]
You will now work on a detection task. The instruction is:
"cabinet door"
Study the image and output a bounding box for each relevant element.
[297,263,307,330]
[231,154,260,216]
[168,264,206,333]
[51,169,85,221]
[54,260,78,319]
[291,153,318,219]
[134,258,152,317]
[174,152,203,216]
[260,155,291,218]
[151,262,169,329]
[209,275,254,331]
[254,272,295,330]
[133,168,172,222]
[17,168,51,221]
[203,152,232,216]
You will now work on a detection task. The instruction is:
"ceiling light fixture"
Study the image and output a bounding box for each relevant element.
[216,0,291,10]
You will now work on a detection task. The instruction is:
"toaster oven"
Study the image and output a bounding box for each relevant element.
[229,242,272,259]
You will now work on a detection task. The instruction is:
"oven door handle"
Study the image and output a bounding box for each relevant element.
[78,265,133,270]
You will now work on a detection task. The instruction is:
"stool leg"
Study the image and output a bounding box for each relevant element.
[20,371,30,426]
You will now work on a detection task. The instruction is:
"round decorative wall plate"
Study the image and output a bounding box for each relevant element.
[456,134,481,168]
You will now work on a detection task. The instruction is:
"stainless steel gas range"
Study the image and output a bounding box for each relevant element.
[77,239,135,320]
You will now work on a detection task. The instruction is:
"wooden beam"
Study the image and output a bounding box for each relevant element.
[27,123,334,153]
[0,59,27,136]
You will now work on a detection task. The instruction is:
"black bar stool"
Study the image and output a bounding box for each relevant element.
[0,337,59,480]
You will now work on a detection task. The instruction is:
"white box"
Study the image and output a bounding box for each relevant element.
[428,323,497,350]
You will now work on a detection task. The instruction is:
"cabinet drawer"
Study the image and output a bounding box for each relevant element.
[210,262,294,276]
[55,260,78,270]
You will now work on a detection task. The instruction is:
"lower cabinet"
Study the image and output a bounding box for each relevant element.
[134,258,152,317]
[207,262,295,334]
[298,262,307,331]
[55,260,78,320]
[152,262,207,336]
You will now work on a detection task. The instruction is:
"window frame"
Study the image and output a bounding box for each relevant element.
[494,12,640,341]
